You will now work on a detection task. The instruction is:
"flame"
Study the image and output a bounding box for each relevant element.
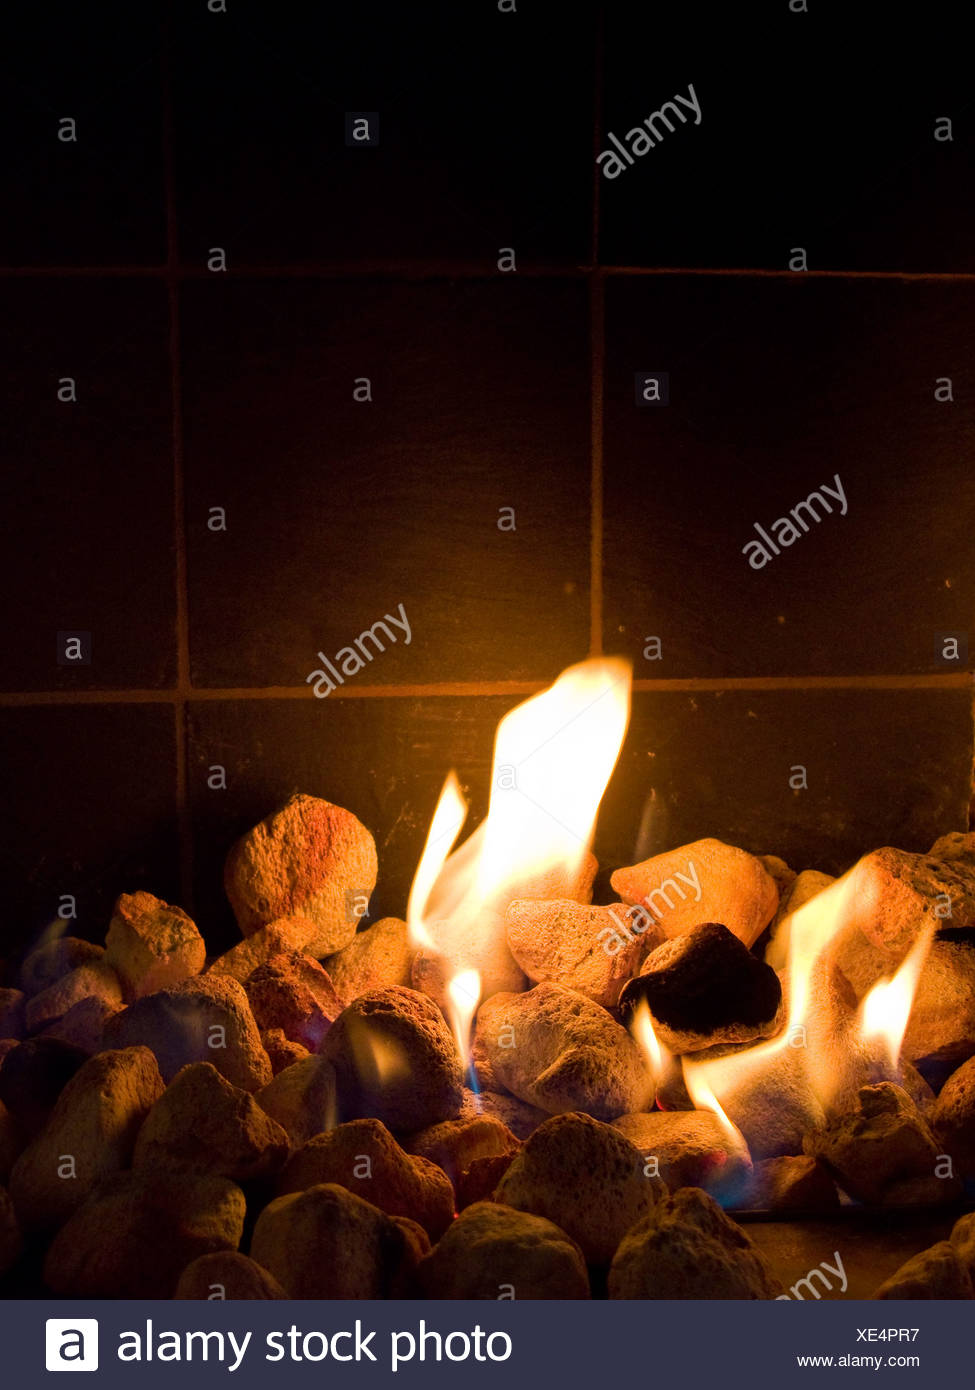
[475,657,632,901]
[408,659,632,1014]
[859,924,934,1073]
[447,968,481,1077]
[682,869,861,1141]
[682,1061,748,1155]
[407,770,467,952]
[630,997,667,1083]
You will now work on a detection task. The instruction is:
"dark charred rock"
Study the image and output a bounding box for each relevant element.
[618,923,782,1052]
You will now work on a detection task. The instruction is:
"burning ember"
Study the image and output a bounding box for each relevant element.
[0,658,974,1301]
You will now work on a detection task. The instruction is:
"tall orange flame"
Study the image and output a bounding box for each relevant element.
[408,658,632,1045]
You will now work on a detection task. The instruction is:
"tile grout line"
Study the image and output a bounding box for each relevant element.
[1,673,971,706]
[589,4,605,657]
[4,264,975,282]
[162,9,195,912]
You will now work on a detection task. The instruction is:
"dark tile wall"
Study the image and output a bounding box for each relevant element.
[1,3,972,963]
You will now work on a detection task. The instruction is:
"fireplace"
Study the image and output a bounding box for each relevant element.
[1,1,974,1307]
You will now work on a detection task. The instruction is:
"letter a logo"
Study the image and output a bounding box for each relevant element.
[46,1319,99,1371]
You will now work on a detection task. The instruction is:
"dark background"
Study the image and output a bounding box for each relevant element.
[1,1,973,961]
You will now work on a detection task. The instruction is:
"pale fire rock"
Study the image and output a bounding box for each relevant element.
[324,918,414,1005]
[44,1169,246,1298]
[849,846,975,957]
[224,793,377,956]
[901,939,975,1073]
[105,891,206,1000]
[133,1061,289,1182]
[9,1046,164,1230]
[611,838,778,948]
[804,1083,942,1205]
[418,1201,590,1300]
[207,914,321,983]
[474,982,654,1120]
[103,974,272,1091]
[504,899,660,1008]
[496,1112,663,1266]
[608,1187,783,1299]
[278,1118,455,1240]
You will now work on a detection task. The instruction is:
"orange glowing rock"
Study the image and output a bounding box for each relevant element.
[224,793,377,956]
[901,939,975,1073]
[505,898,659,1008]
[243,951,343,1051]
[260,1028,309,1074]
[406,1114,520,1187]
[41,996,118,1055]
[105,891,206,1001]
[207,913,320,983]
[324,917,415,1005]
[933,1054,975,1180]
[803,1082,941,1205]
[461,1086,549,1140]
[611,838,778,948]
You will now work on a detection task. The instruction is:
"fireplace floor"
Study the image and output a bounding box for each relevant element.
[744,1205,975,1299]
